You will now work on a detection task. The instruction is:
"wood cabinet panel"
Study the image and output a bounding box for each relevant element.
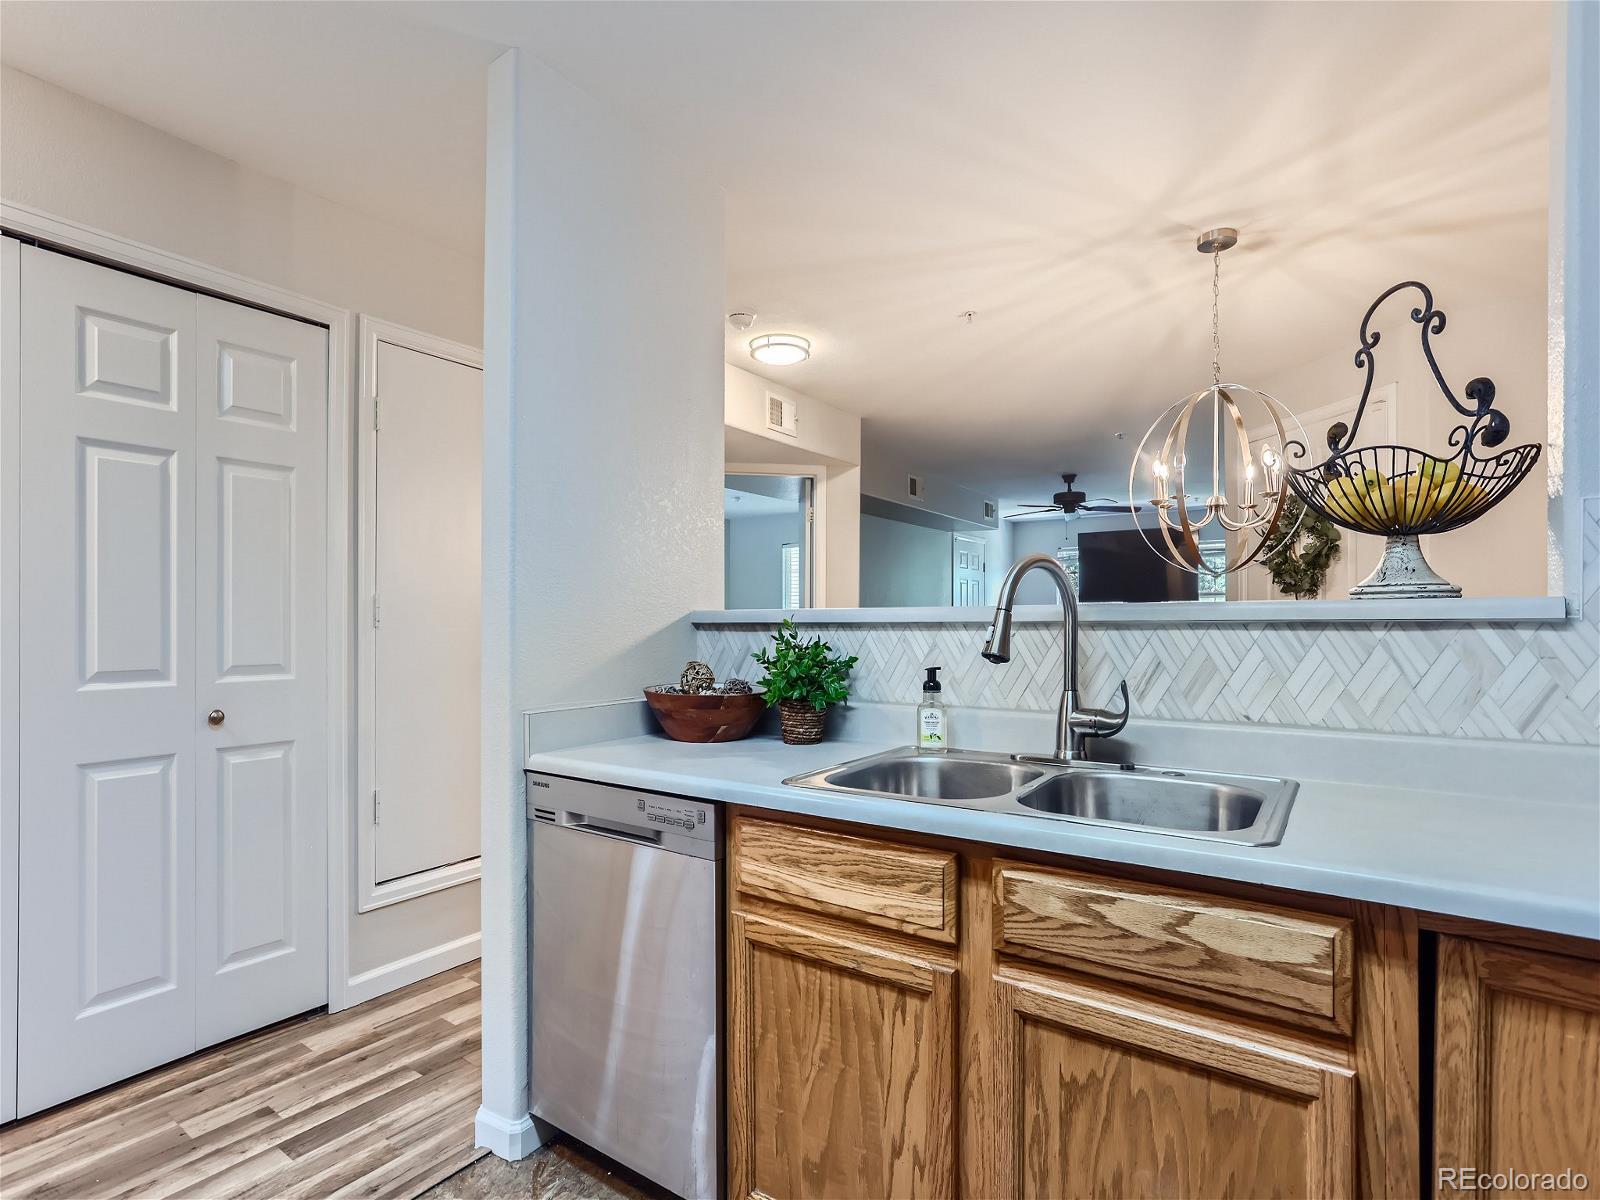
[1352,901,1422,1200]
[727,909,957,1200]
[1435,937,1600,1198]
[993,860,1354,1034]
[733,815,958,943]
[992,966,1357,1199]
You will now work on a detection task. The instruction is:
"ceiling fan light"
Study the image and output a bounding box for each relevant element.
[749,333,811,366]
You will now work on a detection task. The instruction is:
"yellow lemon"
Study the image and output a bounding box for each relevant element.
[1368,475,1403,526]
[1396,474,1442,523]
[1396,472,1482,524]
[1414,455,1464,491]
[1323,475,1387,530]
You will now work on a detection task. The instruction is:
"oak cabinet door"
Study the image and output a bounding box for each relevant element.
[1435,937,1600,1199]
[728,909,957,1200]
[992,967,1357,1199]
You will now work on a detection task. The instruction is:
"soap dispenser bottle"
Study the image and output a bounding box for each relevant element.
[918,667,948,752]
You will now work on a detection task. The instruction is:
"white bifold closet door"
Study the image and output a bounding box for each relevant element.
[15,245,328,1115]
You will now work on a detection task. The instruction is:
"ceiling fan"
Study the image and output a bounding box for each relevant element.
[1005,474,1144,521]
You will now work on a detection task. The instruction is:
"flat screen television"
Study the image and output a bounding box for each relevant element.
[1077,529,1198,602]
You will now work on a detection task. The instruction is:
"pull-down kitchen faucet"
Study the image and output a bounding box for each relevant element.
[982,553,1130,761]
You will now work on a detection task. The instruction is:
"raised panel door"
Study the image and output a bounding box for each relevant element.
[194,295,327,1047]
[1435,937,1600,1198]
[16,246,199,1114]
[728,908,957,1200]
[992,965,1357,1198]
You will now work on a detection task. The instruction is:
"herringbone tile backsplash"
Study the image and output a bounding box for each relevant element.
[697,501,1600,746]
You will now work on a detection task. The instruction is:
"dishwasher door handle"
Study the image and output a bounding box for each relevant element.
[560,814,664,846]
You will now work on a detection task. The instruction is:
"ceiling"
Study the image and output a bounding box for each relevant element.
[0,1,499,258]
[2,2,1551,505]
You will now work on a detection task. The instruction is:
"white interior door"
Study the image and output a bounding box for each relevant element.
[952,533,986,605]
[17,247,200,1113]
[194,296,327,1047]
[372,341,481,884]
[14,246,330,1113]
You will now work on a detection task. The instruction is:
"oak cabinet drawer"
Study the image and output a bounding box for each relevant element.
[992,861,1354,1033]
[732,816,958,944]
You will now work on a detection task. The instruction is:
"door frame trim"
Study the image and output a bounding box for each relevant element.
[1,200,358,1012]
[355,314,483,911]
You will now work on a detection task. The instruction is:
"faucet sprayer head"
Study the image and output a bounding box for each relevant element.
[981,607,1013,663]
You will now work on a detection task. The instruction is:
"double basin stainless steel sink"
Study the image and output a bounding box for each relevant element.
[784,747,1297,846]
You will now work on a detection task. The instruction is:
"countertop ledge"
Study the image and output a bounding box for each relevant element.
[690,596,1570,627]
[524,724,1600,942]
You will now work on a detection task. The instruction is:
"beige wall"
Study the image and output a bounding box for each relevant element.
[2,65,485,990]
[1246,290,1549,598]
[725,363,862,606]
[1,66,483,346]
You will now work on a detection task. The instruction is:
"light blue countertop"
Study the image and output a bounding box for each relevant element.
[523,702,1600,940]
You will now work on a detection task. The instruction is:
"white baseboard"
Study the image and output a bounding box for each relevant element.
[475,1105,544,1160]
[341,931,481,1009]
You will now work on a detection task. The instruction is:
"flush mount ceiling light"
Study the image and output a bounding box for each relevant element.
[1128,228,1308,576]
[749,333,810,366]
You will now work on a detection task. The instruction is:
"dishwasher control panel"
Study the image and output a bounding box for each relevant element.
[636,795,706,835]
[526,771,719,858]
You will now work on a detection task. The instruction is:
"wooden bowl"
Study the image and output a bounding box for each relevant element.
[643,688,767,743]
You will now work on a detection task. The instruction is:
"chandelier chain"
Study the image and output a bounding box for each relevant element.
[1211,250,1222,386]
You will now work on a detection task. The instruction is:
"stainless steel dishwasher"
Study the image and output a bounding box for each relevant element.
[527,773,720,1200]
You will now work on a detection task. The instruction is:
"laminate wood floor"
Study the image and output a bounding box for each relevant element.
[0,963,485,1200]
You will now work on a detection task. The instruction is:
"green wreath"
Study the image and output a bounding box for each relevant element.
[1261,496,1341,599]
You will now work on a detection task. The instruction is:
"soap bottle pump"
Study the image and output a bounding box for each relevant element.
[917,667,948,752]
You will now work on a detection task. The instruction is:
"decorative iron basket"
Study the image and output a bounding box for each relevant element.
[1284,282,1541,598]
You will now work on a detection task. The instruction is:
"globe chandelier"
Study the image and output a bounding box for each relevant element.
[1128,228,1307,576]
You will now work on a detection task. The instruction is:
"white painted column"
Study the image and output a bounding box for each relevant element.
[474,44,726,1161]
[475,49,537,1161]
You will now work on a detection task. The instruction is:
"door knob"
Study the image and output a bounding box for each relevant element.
[207,710,225,727]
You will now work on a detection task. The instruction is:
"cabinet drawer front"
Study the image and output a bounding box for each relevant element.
[993,861,1353,1033]
[733,817,958,943]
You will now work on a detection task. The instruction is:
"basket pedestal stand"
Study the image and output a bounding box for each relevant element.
[1350,534,1462,599]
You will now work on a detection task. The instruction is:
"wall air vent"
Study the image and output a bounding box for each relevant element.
[984,501,998,520]
[765,392,799,438]
[907,475,925,501]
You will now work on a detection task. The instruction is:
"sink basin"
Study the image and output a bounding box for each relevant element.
[784,748,1296,846]
[824,755,1043,801]
[1016,771,1263,832]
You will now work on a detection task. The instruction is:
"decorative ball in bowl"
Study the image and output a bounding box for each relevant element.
[643,686,766,743]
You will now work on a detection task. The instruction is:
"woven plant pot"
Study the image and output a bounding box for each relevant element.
[777,700,829,746]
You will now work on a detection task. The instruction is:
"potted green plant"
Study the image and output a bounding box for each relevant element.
[751,618,859,745]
